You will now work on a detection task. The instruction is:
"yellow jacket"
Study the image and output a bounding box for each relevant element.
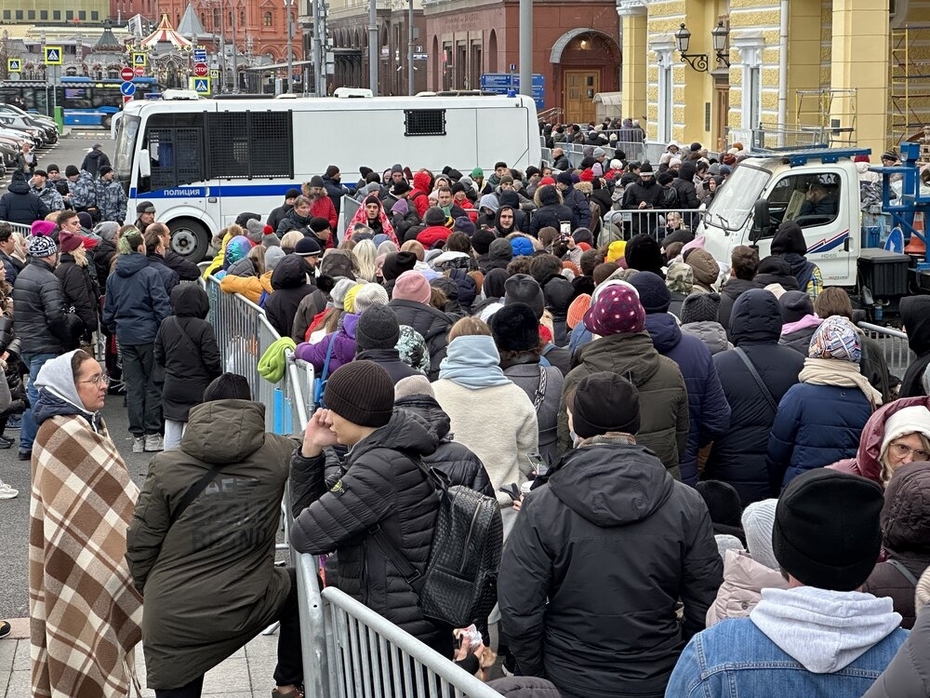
[219,271,274,304]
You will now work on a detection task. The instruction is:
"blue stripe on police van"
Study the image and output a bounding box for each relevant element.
[129,183,301,199]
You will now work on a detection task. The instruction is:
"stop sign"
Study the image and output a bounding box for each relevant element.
[193,62,208,77]
[134,66,145,77]
[120,66,134,81]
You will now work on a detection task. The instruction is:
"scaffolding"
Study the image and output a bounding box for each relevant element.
[795,88,858,148]
[890,24,930,148]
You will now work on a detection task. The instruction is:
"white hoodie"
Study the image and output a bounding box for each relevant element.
[750,586,902,674]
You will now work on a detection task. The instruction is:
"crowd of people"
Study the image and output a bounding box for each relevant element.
[5,136,930,698]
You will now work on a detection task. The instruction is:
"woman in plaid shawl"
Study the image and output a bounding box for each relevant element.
[29,348,142,698]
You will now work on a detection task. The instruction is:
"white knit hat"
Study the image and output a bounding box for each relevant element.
[741,499,779,570]
[353,282,389,314]
[879,406,930,461]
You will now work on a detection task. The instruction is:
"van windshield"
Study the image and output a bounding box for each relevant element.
[705,164,772,231]
[114,113,140,188]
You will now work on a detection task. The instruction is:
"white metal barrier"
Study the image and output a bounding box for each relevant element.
[857,321,914,380]
[0,221,33,237]
[298,553,501,698]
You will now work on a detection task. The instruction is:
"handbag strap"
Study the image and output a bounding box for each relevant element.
[169,463,224,526]
[886,558,919,586]
[532,365,548,412]
[170,316,202,359]
[320,332,337,382]
[734,347,778,413]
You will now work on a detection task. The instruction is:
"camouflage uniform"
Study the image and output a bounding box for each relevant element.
[31,181,64,212]
[96,178,127,224]
[70,170,97,210]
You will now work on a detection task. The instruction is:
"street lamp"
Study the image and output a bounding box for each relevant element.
[674,21,730,72]
[284,0,293,93]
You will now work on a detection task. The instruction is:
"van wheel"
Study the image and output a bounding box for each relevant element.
[167,219,210,263]
[102,115,112,129]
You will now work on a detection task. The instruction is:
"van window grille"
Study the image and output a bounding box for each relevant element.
[404,109,446,136]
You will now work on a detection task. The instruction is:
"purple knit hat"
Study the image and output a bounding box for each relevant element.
[582,280,646,336]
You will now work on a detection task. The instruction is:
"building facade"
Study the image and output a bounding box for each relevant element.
[423,0,621,123]
[0,0,110,24]
[621,0,930,155]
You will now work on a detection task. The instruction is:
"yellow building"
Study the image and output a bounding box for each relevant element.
[619,0,930,156]
[0,0,110,24]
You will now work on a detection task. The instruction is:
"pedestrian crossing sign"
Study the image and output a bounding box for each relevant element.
[44,46,62,65]
[190,77,211,94]
[133,52,147,67]
[7,58,20,72]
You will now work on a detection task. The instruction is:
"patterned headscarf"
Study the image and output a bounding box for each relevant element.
[583,280,645,336]
[808,315,861,363]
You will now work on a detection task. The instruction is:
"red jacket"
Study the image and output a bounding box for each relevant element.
[827,395,930,486]
[416,225,451,249]
[310,196,338,235]
[411,172,432,218]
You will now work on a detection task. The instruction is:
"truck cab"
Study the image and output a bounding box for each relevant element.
[698,148,867,287]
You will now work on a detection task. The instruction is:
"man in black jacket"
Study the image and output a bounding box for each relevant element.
[266,188,300,233]
[12,235,71,460]
[289,360,451,655]
[706,289,805,505]
[0,223,24,284]
[0,170,49,225]
[500,371,722,698]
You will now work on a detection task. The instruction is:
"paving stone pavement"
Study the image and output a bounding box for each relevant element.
[0,618,281,697]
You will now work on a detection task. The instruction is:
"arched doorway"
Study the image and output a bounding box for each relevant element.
[550,29,621,124]
[488,29,498,73]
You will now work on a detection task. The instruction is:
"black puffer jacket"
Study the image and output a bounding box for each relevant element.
[499,439,722,698]
[671,162,701,210]
[717,277,761,337]
[154,285,223,422]
[0,171,49,225]
[289,409,451,654]
[54,252,98,341]
[264,255,314,340]
[388,299,454,381]
[164,250,201,282]
[862,462,930,630]
[899,295,930,397]
[530,186,573,237]
[394,394,494,497]
[11,258,70,355]
[706,290,805,505]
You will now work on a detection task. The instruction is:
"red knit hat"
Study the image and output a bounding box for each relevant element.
[583,281,645,336]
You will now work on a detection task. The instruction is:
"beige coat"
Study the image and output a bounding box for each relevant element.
[706,549,790,627]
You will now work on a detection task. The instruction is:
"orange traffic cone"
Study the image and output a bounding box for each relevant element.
[905,212,926,255]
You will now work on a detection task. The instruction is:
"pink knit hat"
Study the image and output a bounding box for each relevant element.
[583,281,645,336]
[392,270,432,304]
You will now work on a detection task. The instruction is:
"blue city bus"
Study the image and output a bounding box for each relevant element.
[0,77,162,127]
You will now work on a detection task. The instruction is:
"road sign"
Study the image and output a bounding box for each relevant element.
[480,73,546,109]
[190,77,210,94]
[123,95,133,105]
[7,58,20,72]
[44,46,62,65]
[193,49,207,63]
[132,52,147,67]
[193,62,208,77]
[134,66,145,77]
[510,63,517,71]
[120,82,136,96]
[120,66,134,81]
[210,69,219,79]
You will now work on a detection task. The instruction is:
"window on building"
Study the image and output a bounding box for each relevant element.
[240,10,245,24]
[213,8,220,28]
[91,11,99,20]
[79,10,86,20]
[66,10,74,20]
[14,9,23,20]
[765,173,841,230]
[263,11,273,26]
[2,9,10,20]
[28,10,36,19]
[40,10,48,19]
[53,10,61,19]
[746,65,760,130]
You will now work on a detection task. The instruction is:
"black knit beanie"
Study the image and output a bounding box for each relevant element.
[695,480,745,539]
[491,303,540,352]
[381,251,418,281]
[203,373,252,401]
[570,372,640,438]
[324,360,394,427]
[356,305,400,351]
[681,292,722,324]
[773,469,884,591]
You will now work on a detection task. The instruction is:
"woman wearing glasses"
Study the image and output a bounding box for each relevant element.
[830,400,930,487]
[28,348,142,698]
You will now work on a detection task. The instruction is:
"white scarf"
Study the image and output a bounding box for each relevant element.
[798,357,882,407]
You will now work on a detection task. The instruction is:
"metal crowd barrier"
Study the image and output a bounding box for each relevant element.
[603,208,704,242]
[0,221,33,237]
[857,321,914,380]
[298,552,501,698]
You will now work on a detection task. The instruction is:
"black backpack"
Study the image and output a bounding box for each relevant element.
[373,455,503,628]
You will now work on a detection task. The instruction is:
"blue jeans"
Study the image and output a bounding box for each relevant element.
[20,352,58,452]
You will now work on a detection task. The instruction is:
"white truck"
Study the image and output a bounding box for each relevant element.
[113,92,541,261]
[698,144,930,311]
